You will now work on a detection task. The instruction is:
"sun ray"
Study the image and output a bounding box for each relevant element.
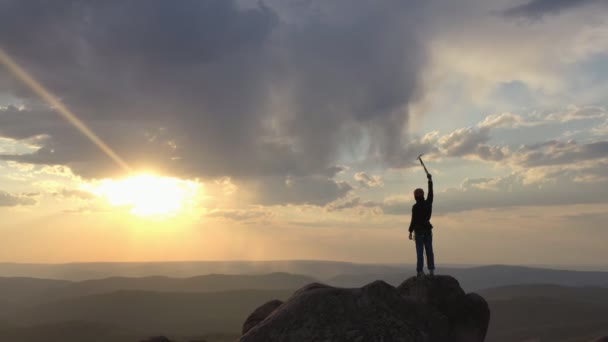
[0,48,132,173]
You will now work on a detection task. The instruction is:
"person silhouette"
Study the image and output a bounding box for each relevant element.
[408,173,434,277]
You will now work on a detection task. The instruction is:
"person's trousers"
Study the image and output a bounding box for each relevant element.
[415,231,435,273]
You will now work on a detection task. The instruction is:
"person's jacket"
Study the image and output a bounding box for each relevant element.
[408,180,433,234]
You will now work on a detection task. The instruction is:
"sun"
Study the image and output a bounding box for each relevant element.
[83,174,201,218]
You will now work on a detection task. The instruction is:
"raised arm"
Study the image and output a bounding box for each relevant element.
[426,174,433,204]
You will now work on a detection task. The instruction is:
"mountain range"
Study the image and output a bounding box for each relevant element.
[0,262,607,342]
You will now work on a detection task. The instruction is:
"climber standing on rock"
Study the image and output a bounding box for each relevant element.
[409,154,435,277]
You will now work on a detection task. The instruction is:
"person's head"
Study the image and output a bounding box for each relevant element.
[414,188,424,200]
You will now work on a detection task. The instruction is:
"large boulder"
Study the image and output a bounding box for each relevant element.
[398,275,490,342]
[242,299,284,335]
[239,275,490,342]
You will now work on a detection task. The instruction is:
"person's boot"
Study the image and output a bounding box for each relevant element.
[429,269,435,276]
[417,271,424,277]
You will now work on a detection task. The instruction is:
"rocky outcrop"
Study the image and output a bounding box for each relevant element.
[239,275,489,342]
[398,275,490,342]
[242,299,284,335]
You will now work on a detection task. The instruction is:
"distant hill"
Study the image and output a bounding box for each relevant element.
[25,272,316,305]
[477,284,608,342]
[8,289,294,335]
[0,321,140,342]
[326,265,608,291]
[0,260,405,280]
[0,300,22,317]
[0,321,240,342]
[487,296,608,342]
[479,283,608,302]
[0,278,70,302]
[452,265,608,291]
[2,275,608,341]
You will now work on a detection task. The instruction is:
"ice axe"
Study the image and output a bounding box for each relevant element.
[417,154,430,177]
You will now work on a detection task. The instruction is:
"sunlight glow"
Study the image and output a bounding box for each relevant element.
[83,174,201,218]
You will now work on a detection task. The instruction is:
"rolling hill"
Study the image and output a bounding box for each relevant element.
[7,289,294,335]
[0,260,406,280]
[1,265,608,341]
[25,272,316,305]
[479,284,608,342]
[326,265,608,291]
[0,277,70,302]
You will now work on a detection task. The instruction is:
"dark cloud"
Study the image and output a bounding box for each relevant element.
[253,176,353,206]
[0,0,429,205]
[0,190,36,206]
[503,0,603,19]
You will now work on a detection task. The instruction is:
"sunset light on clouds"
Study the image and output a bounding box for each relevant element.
[82,174,202,218]
[0,0,608,267]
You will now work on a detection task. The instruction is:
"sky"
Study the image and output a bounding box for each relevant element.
[0,0,608,266]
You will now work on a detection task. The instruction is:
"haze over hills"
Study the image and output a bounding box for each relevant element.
[23,273,315,306]
[0,278,71,302]
[3,261,608,288]
[479,284,608,302]
[0,321,239,342]
[0,260,407,281]
[0,321,142,342]
[479,285,608,342]
[8,289,294,336]
[326,265,608,291]
[0,264,607,341]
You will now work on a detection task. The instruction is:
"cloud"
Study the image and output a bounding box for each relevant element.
[422,109,607,164]
[380,196,412,216]
[592,120,608,136]
[326,197,378,212]
[478,112,536,129]
[354,172,384,188]
[512,140,608,168]
[503,0,604,20]
[62,204,114,214]
[253,176,353,206]
[437,127,491,157]
[52,188,96,200]
[426,0,608,104]
[326,195,410,216]
[544,106,607,123]
[436,169,608,213]
[431,126,509,162]
[205,208,272,222]
[0,190,36,207]
[0,0,430,205]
